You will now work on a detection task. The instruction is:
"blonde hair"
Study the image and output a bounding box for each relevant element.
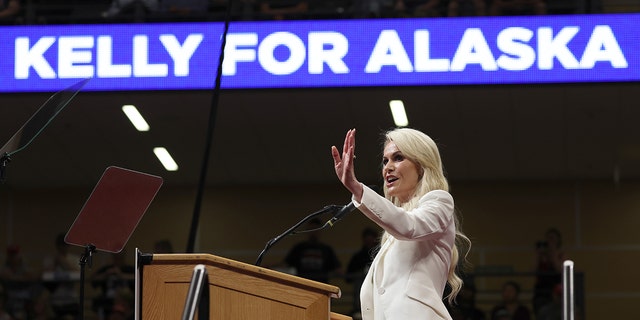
[382,128,471,304]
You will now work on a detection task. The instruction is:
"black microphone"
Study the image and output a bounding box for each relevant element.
[325,202,357,227]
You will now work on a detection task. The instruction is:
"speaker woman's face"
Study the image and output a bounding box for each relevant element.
[382,142,420,203]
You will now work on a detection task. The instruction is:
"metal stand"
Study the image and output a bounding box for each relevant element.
[182,264,210,320]
[0,153,10,183]
[78,244,96,320]
[0,78,90,185]
[254,204,340,266]
[562,260,574,320]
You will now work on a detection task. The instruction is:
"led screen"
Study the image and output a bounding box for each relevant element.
[1,13,638,92]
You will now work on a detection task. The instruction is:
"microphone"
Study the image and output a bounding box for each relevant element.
[255,204,340,266]
[325,202,357,227]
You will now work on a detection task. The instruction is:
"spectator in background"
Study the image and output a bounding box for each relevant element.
[27,289,54,320]
[448,284,486,320]
[282,218,342,283]
[346,227,379,318]
[393,0,443,17]
[490,281,531,320]
[532,228,565,315]
[157,0,209,19]
[351,0,392,18]
[489,0,546,16]
[0,245,38,319]
[538,283,584,320]
[447,0,486,16]
[0,283,13,320]
[259,0,309,20]
[210,0,256,20]
[153,239,174,254]
[107,288,134,320]
[102,0,159,18]
[536,283,562,320]
[0,245,36,283]
[0,0,21,24]
[91,251,135,319]
[42,234,79,275]
[42,233,80,319]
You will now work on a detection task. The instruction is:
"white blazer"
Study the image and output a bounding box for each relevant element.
[353,185,456,320]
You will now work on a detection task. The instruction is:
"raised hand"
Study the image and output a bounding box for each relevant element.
[331,129,363,201]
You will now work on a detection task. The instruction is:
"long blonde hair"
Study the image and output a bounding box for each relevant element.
[382,128,471,304]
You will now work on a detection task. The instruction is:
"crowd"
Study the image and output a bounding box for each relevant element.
[0,237,173,320]
[0,226,572,320]
[0,0,597,25]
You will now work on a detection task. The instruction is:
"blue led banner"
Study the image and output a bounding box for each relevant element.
[1,13,638,92]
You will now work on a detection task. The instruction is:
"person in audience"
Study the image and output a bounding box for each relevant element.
[489,0,546,16]
[448,284,486,320]
[351,0,388,18]
[532,228,565,314]
[0,0,21,24]
[42,233,80,320]
[156,0,209,19]
[101,0,159,18]
[393,0,443,17]
[0,245,38,319]
[210,0,256,20]
[536,283,561,320]
[27,289,54,320]
[346,227,380,318]
[91,251,135,319]
[281,218,342,284]
[153,239,174,254]
[258,0,309,20]
[42,234,79,275]
[0,245,36,283]
[107,287,134,320]
[0,283,14,320]
[490,281,531,320]
[331,128,471,319]
[447,0,486,16]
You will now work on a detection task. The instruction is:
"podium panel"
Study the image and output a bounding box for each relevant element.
[139,253,350,320]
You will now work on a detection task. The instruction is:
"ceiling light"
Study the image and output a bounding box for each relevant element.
[153,147,178,171]
[122,105,150,131]
[389,100,408,127]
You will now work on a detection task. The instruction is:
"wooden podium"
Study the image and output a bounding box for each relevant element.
[136,252,352,320]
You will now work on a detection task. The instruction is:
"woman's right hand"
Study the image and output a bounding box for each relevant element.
[331,129,363,201]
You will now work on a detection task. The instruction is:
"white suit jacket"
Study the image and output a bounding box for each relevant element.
[354,185,456,320]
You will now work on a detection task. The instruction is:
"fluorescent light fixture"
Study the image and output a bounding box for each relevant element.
[389,100,409,127]
[122,105,150,131]
[153,147,178,171]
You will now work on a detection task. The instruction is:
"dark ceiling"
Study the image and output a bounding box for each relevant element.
[1,81,640,189]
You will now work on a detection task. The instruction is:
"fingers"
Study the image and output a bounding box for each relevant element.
[343,129,355,165]
[333,128,357,169]
[349,129,356,158]
[342,130,351,158]
[331,145,341,164]
[342,128,355,151]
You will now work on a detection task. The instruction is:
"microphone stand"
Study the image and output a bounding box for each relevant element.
[255,205,341,266]
[182,264,209,320]
[78,243,96,320]
[0,153,10,183]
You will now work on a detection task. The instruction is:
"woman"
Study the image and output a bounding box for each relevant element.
[331,128,470,320]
